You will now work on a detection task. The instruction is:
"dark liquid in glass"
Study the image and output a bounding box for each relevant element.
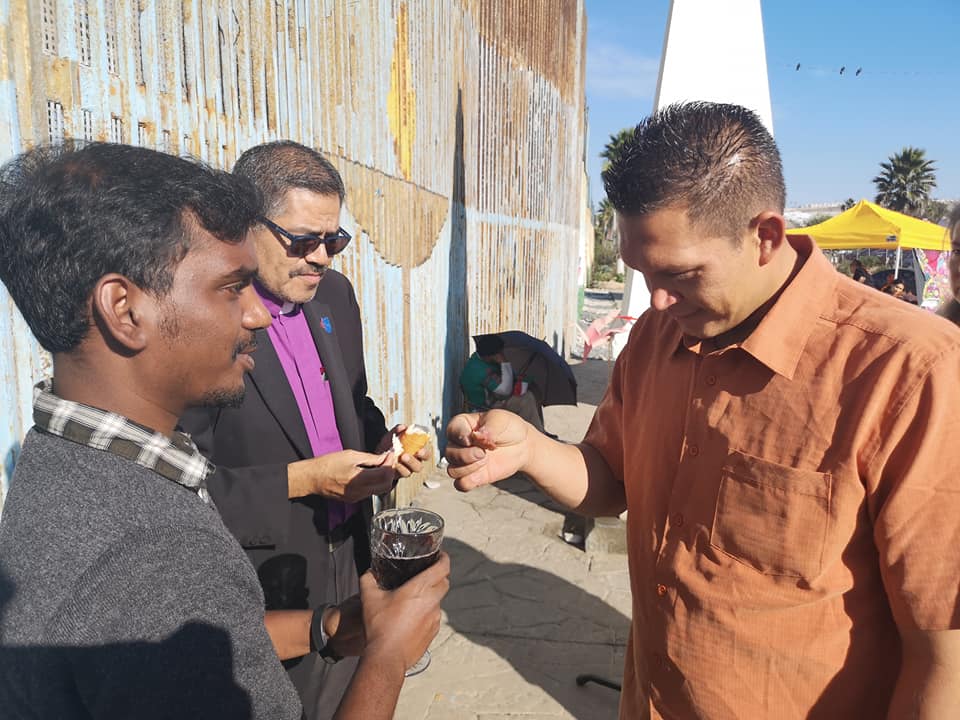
[372,550,440,590]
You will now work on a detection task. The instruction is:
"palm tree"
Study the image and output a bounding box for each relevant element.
[594,197,617,246]
[599,127,635,172]
[872,147,937,217]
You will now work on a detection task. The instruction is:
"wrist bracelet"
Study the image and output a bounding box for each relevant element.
[309,604,343,664]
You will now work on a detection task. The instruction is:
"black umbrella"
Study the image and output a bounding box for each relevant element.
[473,331,578,406]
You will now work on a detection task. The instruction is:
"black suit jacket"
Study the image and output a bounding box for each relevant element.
[178,270,388,720]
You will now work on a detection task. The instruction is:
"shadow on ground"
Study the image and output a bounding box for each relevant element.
[439,536,628,718]
[569,359,614,408]
[493,358,613,512]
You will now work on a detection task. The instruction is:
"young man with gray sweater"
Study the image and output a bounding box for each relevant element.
[0,143,448,719]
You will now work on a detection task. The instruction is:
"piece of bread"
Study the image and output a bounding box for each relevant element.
[393,424,431,456]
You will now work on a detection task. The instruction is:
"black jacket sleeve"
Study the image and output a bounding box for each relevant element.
[178,407,292,548]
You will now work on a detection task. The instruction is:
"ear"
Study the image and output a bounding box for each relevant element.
[90,274,153,352]
[752,212,787,267]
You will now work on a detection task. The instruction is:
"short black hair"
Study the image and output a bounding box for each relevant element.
[0,142,261,353]
[476,335,504,357]
[233,141,345,214]
[602,102,786,239]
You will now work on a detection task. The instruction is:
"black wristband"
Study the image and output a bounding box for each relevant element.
[309,604,342,664]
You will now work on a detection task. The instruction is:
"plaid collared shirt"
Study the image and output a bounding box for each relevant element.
[32,380,213,503]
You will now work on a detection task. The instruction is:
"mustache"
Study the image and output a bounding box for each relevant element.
[289,262,326,279]
[232,335,258,360]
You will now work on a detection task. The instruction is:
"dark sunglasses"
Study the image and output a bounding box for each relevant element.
[258,216,352,256]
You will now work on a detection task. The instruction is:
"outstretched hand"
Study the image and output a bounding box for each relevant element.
[444,410,532,491]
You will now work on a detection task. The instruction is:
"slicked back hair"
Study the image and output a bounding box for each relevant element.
[602,102,786,241]
[232,141,345,215]
[0,142,261,353]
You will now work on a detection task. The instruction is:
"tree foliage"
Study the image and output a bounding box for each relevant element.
[599,127,635,172]
[594,197,617,246]
[872,147,937,217]
[919,198,951,224]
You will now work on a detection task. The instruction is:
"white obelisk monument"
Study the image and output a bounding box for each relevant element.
[612,0,774,358]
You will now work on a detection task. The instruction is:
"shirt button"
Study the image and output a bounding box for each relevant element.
[688,444,699,457]
[673,513,684,527]
[656,583,668,596]
[706,375,717,386]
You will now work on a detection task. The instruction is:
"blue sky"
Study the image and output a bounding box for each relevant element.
[585,0,960,209]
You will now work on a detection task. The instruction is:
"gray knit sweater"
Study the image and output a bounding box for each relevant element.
[0,429,303,719]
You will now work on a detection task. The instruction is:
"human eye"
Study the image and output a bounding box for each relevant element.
[226,277,253,295]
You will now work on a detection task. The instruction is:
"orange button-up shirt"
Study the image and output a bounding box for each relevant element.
[584,236,960,719]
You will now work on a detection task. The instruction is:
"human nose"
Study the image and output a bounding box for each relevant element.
[241,285,271,330]
[650,287,679,312]
[303,240,330,266]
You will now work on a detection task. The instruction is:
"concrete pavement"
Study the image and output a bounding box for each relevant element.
[395,357,630,720]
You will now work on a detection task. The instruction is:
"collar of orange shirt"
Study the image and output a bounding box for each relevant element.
[679,234,834,380]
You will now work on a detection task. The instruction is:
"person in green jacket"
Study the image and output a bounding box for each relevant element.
[459,335,545,432]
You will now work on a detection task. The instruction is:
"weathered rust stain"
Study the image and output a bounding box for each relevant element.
[333,156,448,269]
[1,0,588,511]
[463,0,580,102]
[387,2,416,181]
[43,57,74,105]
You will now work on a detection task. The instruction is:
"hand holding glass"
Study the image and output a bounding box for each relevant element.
[369,507,444,676]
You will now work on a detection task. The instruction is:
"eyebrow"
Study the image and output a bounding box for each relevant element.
[292,227,338,237]
[220,265,258,283]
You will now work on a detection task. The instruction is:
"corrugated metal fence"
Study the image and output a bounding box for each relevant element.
[0,0,588,509]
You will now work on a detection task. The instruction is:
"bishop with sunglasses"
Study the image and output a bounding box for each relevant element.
[179,141,438,720]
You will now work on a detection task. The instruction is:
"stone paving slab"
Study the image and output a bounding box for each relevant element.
[395,357,629,719]
[395,547,627,719]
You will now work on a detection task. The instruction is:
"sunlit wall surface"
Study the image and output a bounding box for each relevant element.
[0,0,589,509]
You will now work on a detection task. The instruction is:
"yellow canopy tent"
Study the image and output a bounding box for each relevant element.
[787,199,949,251]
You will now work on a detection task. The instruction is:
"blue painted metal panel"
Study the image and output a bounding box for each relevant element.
[0,0,589,511]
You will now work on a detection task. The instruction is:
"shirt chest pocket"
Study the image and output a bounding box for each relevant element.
[710,450,832,582]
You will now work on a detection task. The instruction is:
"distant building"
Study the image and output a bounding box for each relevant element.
[784,202,845,228]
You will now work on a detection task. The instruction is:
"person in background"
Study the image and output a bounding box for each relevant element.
[884,277,918,304]
[0,142,302,719]
[459,334,545,432]
[178,140,441,720]
[939,204,960,326]
[445,102,960,719]
[849,257,870,283]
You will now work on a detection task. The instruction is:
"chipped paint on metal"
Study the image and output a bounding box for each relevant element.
[0,0,589,507]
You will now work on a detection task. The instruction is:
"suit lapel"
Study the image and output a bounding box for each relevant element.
[246,326,313,458]
[303,301,363,451]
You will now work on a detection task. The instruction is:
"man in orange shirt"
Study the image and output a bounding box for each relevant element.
[444,102,960,719]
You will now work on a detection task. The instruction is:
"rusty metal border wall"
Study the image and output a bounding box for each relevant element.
[0,0,588,509]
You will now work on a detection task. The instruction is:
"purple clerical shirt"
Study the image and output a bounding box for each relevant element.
[256,283,358,530]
